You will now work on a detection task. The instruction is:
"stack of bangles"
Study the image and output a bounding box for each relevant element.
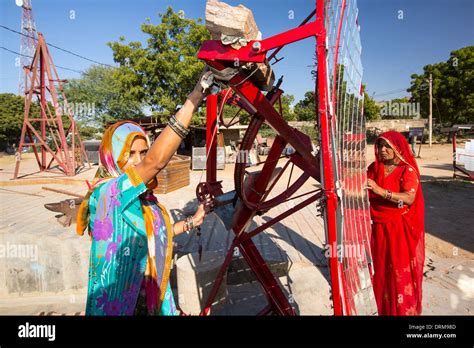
[168,114,190,139]
[183,216,195,232]
[384,189,393,200]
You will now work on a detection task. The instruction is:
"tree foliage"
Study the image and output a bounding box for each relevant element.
[363,89,381,121]
[62,65,144,126]
[0,93,31,150]
[294,91,316,121]
[280,94,296,121]
[293,85,379,122]
[107,7,210,115]
[408,46,473,125]
[0,93,80,150]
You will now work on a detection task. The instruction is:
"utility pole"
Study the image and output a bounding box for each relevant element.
[429,73,433,148]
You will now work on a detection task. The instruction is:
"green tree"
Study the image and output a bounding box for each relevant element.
[0,93,44,150]
[62,65,145,126]
[280,94,295,121]
[363,90,381,121]
[222,104,248,125]
[0,93,94,150]
[294,91,316,121]
[108,7,210,117]
[408,46,474,125]
[293,87,379,122]
[0,93,26,150]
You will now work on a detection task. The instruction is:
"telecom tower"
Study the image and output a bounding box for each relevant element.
[18,0,38,95]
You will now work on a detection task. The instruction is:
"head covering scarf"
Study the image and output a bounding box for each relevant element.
[373,131,424,235]
[371,131,425,314]
[76,120,157,236]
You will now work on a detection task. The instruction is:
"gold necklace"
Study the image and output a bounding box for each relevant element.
[384,164,397,174]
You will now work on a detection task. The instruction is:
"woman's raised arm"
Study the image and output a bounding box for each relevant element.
[134,81,206,184]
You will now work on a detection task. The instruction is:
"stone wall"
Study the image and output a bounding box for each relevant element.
[366,119,427,133]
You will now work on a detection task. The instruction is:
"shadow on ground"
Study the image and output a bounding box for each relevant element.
[422,179,474,253]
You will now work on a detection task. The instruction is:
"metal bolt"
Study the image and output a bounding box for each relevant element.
[252,41,261,52]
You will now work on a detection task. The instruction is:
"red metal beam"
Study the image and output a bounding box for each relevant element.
[316,0,343,315]
[242,191,322,241]
[206,94,218,183]
[268,9,317,62]
[206,61,319,178]
[198,21,319,63]
[40,44,46,169]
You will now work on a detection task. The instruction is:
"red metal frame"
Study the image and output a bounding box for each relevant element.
[197,0,345,315]
[198,21,318,63]
[13,33,89,179]
[206,94,218,183]
[315,0,343,315]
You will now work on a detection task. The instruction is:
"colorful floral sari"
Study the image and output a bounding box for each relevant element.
[76,121,177,316]
[367,131,425,315]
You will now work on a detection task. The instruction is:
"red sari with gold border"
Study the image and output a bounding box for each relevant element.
[367,131,425,315]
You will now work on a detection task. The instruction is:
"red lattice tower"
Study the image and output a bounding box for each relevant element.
[18,0,38,96]
[13,32,89,179]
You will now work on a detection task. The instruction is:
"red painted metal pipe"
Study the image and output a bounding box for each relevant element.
[206,94,218,183]
[205,60,319,177]
[316,0,343,315]
[198,21,318,64]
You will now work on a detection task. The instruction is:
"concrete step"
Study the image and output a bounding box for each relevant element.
[0,290,86,315]
[175,249,333,315]
[0,230,90,298]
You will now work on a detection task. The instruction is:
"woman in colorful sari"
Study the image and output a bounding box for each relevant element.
[76,76,210,315]
[367,131,425,315]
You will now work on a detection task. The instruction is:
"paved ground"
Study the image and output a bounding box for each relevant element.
[0,142,472,315]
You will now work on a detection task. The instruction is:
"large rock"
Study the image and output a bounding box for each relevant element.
[205,0,259,43]
[204,0,275,91]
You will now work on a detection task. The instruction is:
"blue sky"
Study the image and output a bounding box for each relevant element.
[1,0,473,104]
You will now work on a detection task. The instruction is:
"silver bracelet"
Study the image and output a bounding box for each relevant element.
[173,114,189,133]
[186,216,194,231]
[168,119,187,139]
[168,115,190,139]
[168,122,185,139]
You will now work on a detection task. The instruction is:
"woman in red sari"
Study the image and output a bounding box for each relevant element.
[367,131,425,315]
